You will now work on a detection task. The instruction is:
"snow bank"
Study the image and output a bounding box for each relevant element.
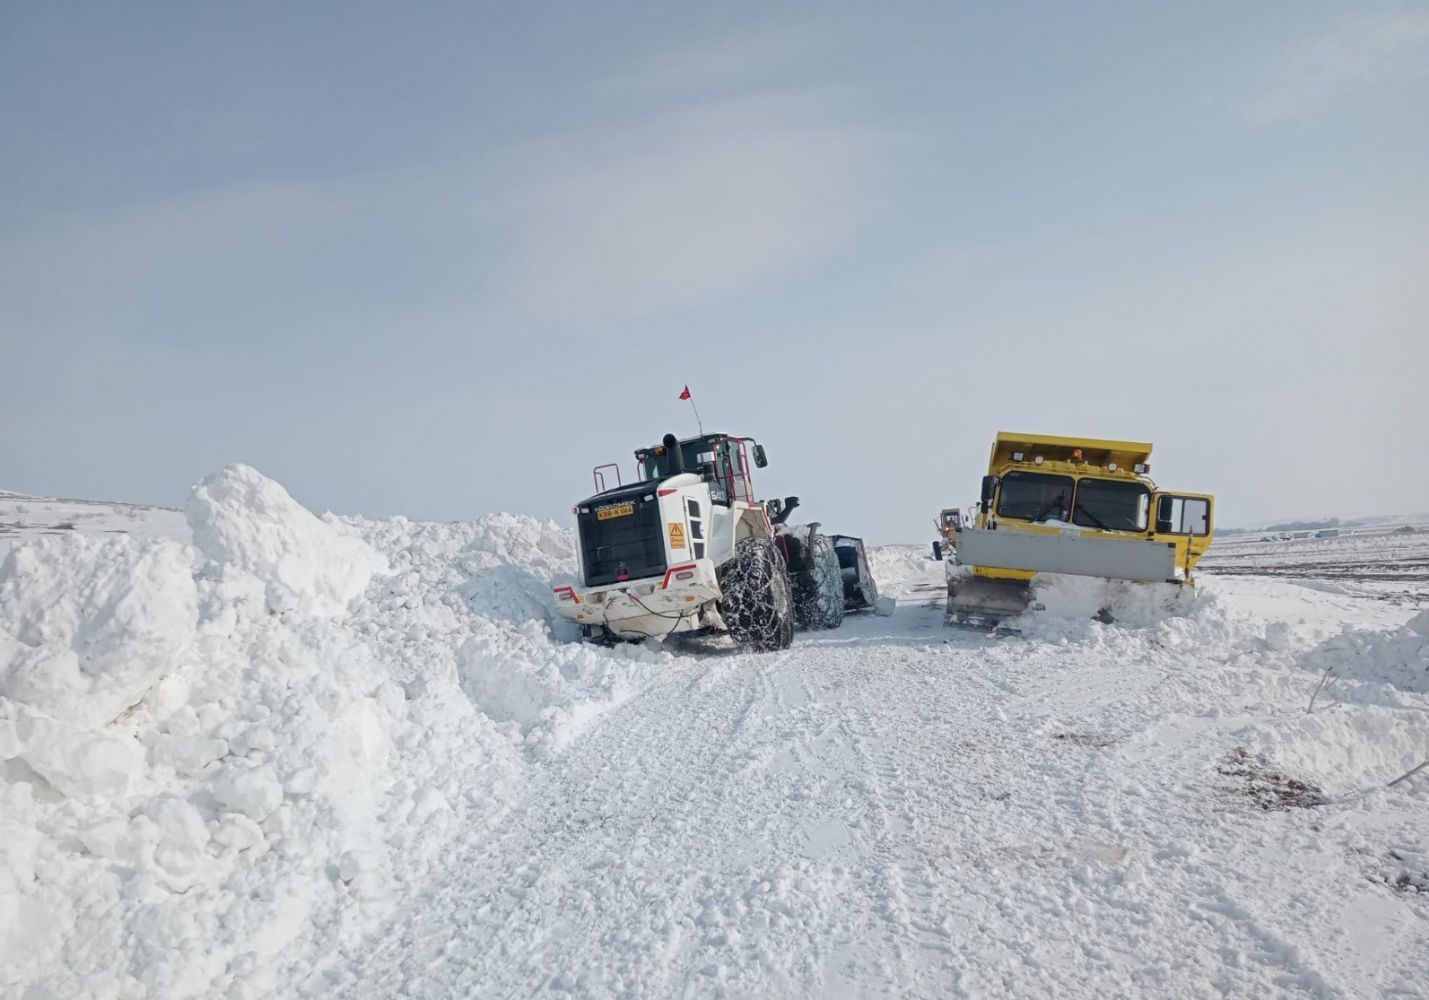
[1006,576,1320,662]
[0,534,197,728]
[1024,574,1196,629]
[1242,707,1429,794]
[1238,611,1429,794]
[0,466,647,999]
[352,511,575,627]
[187,464,387,618]
[1296,609,1429,700]
[457,621,668,756]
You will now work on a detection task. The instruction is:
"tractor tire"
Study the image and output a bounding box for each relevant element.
[794,533,845,631]
[718,537,795,652]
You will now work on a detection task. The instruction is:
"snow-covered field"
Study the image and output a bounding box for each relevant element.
[2,472,1426,999]
[1203,523,1429,608]
[0,491,189,555]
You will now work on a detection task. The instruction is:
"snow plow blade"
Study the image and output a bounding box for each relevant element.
[946,573,1031,629]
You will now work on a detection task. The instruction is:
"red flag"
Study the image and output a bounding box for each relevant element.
[679,385,691,400]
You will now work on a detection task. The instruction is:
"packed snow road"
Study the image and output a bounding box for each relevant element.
[323,580,1425,999]
[2,472,1426,999]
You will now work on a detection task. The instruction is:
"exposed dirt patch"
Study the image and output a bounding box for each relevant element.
[1053,731,1117,749]
[1218,748,1328,811]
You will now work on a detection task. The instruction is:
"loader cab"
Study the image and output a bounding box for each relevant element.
[636,434,765,507]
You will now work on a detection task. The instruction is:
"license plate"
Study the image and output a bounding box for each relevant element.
[597,503,634,521]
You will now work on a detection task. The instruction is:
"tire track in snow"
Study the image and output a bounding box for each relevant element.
[811,644,1012,997]
[328,648,843,998]
[324,582,1419,999]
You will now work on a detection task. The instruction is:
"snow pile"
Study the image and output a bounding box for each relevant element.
[1243,706,1429,794]
[0,535,198,728]
[1013,574,1201,635]
[458,620,665,756]
[188,464,388,618]
[1238,610,1429,794]
[0,465,646,999]
[352,511,576,627]
[351,513,659,755]
[1007,576,1311,664]
[1295,608,1429,700]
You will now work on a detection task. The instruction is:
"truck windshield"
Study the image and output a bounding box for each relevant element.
[1072,479,1150,532]
[996,472,1074,522]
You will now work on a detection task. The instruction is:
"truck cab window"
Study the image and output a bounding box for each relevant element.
[996,472,1075,522]
[1072,479,1150,532]
[1158,496,1211,535]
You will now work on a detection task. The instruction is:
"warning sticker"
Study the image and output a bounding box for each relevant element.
[668,522,687,549]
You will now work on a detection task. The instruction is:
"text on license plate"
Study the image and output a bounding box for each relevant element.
[597,503,634,521]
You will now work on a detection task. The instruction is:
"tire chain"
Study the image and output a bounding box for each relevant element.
[719,538,794,651]
[794,534,846,631]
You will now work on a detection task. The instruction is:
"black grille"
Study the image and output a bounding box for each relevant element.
[579,494,667,587]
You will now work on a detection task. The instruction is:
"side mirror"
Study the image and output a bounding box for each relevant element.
[932,541,944,561]
[752,444,768,468]
[980,475,997,504]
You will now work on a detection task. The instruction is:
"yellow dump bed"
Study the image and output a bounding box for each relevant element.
[989,432,1152,472]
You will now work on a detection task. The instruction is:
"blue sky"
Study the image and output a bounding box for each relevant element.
[3,2,1426,540]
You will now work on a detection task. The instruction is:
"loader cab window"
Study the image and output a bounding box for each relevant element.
[639,439,709,481]
[1071,478,1150,532]
[996,472,1074,523]
[639,434,754,505]
[691,449,727,505]
[719,439,756,504]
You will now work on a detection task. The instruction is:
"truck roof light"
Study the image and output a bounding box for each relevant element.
[1034,455,1044,465]
[1107,462,1118,472]
[1012,452,1025,461]
[1072,448,1083,460]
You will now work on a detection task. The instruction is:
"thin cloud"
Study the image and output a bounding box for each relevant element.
[602,30,817,97]
[503,92,889,320]
[1243,10,1429,123]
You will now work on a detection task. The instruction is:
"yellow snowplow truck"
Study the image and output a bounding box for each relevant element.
[946,432,1214,627]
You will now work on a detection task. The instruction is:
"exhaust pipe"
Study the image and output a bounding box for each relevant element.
[662,433,685,474]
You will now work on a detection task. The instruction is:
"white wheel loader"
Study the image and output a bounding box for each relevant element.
[553,432,811,650]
